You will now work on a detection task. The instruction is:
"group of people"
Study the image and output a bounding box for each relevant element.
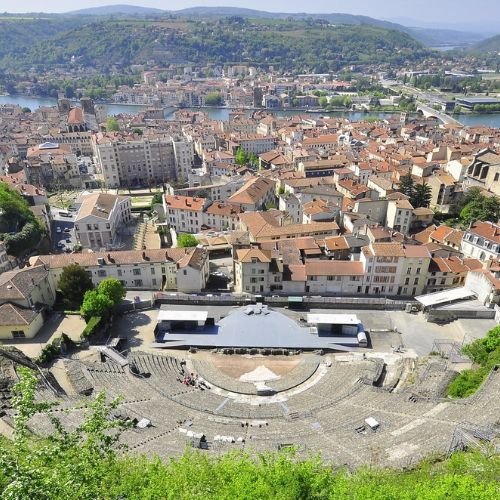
[177,367,210,390]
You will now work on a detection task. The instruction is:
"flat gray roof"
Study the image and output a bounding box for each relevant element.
[153,306,357,351]
[415,287,476,308]
[307,313,360,325]
[157,310,208,322]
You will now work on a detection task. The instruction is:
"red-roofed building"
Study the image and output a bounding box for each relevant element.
[164,195,211,234]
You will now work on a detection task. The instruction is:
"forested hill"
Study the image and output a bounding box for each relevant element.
[63,5,486,48]
[0,17,432,74]
[471,34,500,52]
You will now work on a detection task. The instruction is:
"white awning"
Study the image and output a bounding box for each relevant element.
[415,287,476,308]
[306,314,360,325]
[157,310,208,322]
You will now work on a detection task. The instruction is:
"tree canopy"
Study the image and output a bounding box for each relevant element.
[97,278,126,309]
[204,91,223,106]
[106,117,120,132]
[57,263,94,309]
[0,182,43,257]
[177,233,199,248]
[459,188,500,227]
[411,181,432,208]
[81,289,114,319]
[399,173,415,199]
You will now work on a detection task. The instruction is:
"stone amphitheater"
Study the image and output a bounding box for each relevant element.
[2,347,499,469]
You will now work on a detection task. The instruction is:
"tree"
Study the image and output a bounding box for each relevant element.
[81,289,114,319]
[151,192,163,207]
[399,174,415,199]
[204,92,223,106]
[21,107,31,113]
[177,233,199,248]
[411,182,432,208]
[57,264,94,309]
[460,191,500,226]
[106,117,120,132]
[1,368,128,499]
[235,148,247,166]
[97,278,126,309]
[64,85,75,99]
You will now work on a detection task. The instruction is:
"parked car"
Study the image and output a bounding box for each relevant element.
[63,228,71,233]
[56,227,62,233]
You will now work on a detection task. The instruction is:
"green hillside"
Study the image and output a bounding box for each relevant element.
[0,17,432,74]
[471,33,500,52]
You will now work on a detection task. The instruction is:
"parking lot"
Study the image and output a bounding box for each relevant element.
[51,208,77,253]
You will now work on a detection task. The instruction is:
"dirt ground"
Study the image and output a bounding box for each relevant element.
[210,355,302,378]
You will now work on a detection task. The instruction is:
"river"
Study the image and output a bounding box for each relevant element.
[1,94,499,127]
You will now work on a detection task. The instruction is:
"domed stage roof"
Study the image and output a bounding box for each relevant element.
[153,305,360,352]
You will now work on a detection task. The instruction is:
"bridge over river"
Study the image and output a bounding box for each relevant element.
[416,103,463,127]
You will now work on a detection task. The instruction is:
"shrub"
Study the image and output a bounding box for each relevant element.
[37,337,62,365]
[177,233,199,248]
[81,316,102,340]
[447,325,500,398]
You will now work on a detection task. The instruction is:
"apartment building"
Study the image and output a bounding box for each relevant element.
[30,247,209,293]
[304,261,364,295]
[278,193,302,224]
[399,245,431,296]
[204,202,242,231]
[92,133,194,188]
[428,172,463,213]
[26,142,80,188]
[75,193,132,250]
[228,176,276,211]
[234,247,282,294]
[230,134,276,155]
[425,256,483,293]
[239,211,339,243]
[386,199,414,235]
[360,243,405,295]
[164,195,210,234]
[0,265,55,340]
[461,221,500,261]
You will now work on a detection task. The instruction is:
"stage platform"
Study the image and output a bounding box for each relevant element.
[153,305,360,351]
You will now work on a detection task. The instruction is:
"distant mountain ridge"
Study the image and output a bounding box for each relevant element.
[65,4,490,48]
[470,34,500,52]
[68,4,164,15]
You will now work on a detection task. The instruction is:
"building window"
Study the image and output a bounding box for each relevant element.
[12,330,26,338]
[134,279,143,287]
[133,268,141,276]
[183,270,187,275]
[151,268,155,275]
[117,269,122,276]
[97,270,106,277]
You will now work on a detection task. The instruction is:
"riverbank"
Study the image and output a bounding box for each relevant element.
[1,94,500,127]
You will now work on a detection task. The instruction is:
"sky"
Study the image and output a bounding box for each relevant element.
[3,0,500,26]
